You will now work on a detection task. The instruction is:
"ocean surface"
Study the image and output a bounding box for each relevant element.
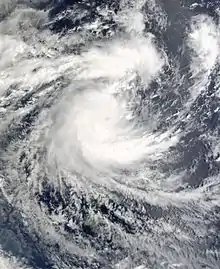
[0,0,220,268]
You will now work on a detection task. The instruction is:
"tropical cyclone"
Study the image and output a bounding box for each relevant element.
[0,1,220,269]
